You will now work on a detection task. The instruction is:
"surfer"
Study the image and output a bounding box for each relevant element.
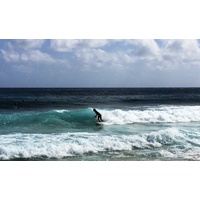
[13,102,21,109]
[93,108,103,122]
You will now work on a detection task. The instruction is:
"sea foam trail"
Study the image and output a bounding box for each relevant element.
[0,128,200,160]
[100,106,200,124]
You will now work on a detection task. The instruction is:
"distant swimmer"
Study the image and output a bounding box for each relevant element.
[13,102,21,110]
[93,108,103,122]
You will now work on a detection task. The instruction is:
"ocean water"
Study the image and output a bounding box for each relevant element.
[1,88,200,161]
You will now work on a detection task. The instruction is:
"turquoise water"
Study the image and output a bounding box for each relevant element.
[1,88,200,160]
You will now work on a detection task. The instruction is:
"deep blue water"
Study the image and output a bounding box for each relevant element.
[1,88,200,160]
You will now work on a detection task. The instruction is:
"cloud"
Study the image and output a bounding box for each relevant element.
[0,40,68,65]
[163,39,200,52]
[50,39,109,52]
[160,39,200,68]
[85,39,109,48]
[79,40,159,69]
[25,50,56,63]
[75,47,136,70]
[2,39,200,72]
[126,39,160,57]
[15,39,45,50]
[1,39,200,87]
[50,39,80,52]
[1,49,20,62]
[50,39,165,71]
[1,49,56,63]
[50,40,143,70]
[75,48,113,65]
[122,39,200,70]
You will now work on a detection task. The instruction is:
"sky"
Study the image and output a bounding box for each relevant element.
[1,39,200,87]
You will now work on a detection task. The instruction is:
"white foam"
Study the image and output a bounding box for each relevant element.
[146,127,183,144]
[0,128,190,160]
[100,106,200,124]
[54,109,68,113]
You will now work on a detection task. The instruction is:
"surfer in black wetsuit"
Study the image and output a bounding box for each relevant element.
[93,108,103,122]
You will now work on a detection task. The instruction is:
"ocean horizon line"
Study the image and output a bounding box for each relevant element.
[1,86,200,89]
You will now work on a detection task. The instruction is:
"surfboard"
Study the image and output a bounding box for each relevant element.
[95,121,104,125]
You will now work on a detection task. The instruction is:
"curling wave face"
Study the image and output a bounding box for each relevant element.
[1,106,200,129]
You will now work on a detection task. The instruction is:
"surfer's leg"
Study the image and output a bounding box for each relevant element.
[99,116,103,122]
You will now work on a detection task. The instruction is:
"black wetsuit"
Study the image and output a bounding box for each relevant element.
[93,109,103,122]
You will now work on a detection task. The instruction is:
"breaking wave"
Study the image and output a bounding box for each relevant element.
[0,127,200,160]
[1,106,200,129]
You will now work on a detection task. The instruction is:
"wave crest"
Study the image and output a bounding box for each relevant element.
[101,106,200,124]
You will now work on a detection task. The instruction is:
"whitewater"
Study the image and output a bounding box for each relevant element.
[1,88,200,160]
[1,106,200,160]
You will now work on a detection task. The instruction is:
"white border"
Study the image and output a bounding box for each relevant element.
[0,0,199,39]
[1,161,200,200]
[1,1,200,200]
